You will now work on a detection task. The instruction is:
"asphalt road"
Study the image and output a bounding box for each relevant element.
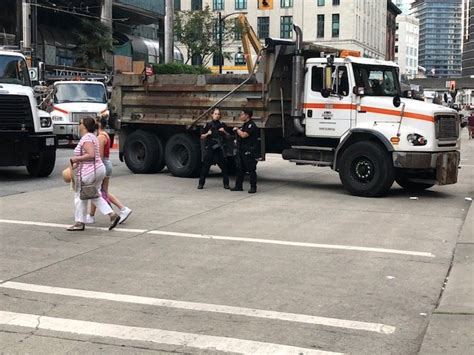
[0,131,472,354]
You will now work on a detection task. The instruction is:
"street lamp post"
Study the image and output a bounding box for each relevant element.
[218,11,247,74]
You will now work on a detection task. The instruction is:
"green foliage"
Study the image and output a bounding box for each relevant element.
[174,6,238,66]
[151,63,212,74]
[74,19,113,70]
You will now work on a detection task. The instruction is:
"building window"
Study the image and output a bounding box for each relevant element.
[280,16,293,39]
[191,0,202,10]
[235,0,247,10]
[318,0,325,6]
[213,19,223,41]
[333,0,340,5]
[317,14,325,38]
[235,48,246,66]
[281,0,293,8]
[174,0,181,10]
[192,54,202,65]
[332,14,340,38]
[213,0,224,11]
[258,17,270,39]
[213,54,223,66]
[234,18,242,40]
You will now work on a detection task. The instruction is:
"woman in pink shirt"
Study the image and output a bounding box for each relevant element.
[68,116,120,231]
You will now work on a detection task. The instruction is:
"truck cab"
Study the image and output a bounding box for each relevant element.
[49,81,108,146]
[286,54,460,195]
[0,50,56,177]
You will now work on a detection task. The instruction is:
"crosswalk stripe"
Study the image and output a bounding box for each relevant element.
[0,281,395,334]
[0,219,435,257]
[0,311,342,355]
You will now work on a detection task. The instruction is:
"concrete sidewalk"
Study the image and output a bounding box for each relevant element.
[419,195,474,354]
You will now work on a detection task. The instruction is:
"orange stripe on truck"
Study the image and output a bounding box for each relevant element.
[303,103,434,123]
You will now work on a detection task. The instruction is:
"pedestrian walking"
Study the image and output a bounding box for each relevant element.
[85,115,132,224]
[468,113,474,139]
[197,108,230,189]
[230,108,259,194]
[68,116,120,231]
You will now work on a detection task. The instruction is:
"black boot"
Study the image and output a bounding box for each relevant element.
[248,186,257,194]
[230,185,243,191]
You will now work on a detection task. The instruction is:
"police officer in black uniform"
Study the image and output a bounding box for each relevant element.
[231,108,259,194]
[198,107,230,189]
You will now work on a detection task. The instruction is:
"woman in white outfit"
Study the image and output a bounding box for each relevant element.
[67,116,120,231]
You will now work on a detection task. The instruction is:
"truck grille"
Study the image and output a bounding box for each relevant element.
[435,114,459,141]
[0,94,34,131]
[71,112,97,123]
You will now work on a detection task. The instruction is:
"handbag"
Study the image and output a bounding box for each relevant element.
[78,143,100,200]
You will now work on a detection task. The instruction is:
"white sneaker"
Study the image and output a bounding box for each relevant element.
[84,214,95,224]
[119,207,132,224]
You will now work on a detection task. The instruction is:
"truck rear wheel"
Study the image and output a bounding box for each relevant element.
[124,130,164,174]
[165,133,201,177]
[396,172,435,191]
[27,150,56,177]
[339,141,394,197]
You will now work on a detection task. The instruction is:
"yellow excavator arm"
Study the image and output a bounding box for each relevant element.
[238,14,262,73]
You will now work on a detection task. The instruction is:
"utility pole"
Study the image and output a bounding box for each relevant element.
[218,11,222,73]
[16,0,23,45]
[101,0,113,68]
[22,0,31,50]
[164,0,174,63]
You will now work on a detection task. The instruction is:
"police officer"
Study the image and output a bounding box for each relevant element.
[197,107,230,189]
[231,108,259,194]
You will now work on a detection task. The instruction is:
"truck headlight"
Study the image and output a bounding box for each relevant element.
[407,133,427,146]
[40,117,52,128]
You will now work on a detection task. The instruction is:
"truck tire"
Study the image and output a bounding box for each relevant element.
[339,141,394,197]
[396,173,434,191]
[165,133,201,177]
[124,130,164,174]
[27,150,56,177]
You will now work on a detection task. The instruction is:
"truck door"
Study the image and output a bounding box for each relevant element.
[304,64,354,138]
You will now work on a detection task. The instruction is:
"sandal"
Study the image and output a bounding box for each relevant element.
[109,213,120,230]
[67,222,85,231]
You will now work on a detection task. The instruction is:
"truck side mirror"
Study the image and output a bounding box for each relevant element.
[393,95,401,108]
[322,65,333,97]
[353,86,365,96]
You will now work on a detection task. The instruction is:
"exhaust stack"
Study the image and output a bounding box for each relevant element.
[291,24,305,134]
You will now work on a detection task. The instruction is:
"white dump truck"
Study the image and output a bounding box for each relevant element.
[0,50,56,177]
[48,80,109,146]
[110,27,460,197]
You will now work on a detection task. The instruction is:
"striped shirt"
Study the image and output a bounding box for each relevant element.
[74,133,104,177]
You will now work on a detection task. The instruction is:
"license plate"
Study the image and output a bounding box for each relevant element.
[45,137,55,146]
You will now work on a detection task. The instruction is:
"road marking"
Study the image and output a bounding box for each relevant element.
[0,219,147,234]
[0,281,395,334]
[148,230,436,258]
[0,311,341,355]
[0,219,435,257]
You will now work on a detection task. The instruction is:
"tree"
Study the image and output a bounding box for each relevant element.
[74,19,113,71]
[174,6,239,66]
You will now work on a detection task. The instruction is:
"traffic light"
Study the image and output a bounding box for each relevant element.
[258,0,273,10]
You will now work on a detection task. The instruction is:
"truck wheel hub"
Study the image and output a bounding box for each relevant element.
[353,158,374,182]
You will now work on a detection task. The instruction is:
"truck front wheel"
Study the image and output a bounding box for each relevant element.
[339,141,394,197]
[165,133,201,177]
[27,150,56,177]
[123,130,164,174]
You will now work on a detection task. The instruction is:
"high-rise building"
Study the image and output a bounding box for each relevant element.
[176,0,394,68]
[462,0,474,76]
[395,15,420,78]
[412,0,462,77]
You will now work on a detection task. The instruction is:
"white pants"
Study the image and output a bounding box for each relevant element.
[74,165,113,223]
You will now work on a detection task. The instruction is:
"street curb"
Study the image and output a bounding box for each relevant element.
[418,194,474,354]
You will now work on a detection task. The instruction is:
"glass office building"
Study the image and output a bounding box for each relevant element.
[412,0,462,77]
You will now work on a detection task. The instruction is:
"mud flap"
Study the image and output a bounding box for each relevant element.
[436,151,460,185]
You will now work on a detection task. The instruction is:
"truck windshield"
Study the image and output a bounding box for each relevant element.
[352,64,401,97]
[54,83,107,104]
[0,55,31,86]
